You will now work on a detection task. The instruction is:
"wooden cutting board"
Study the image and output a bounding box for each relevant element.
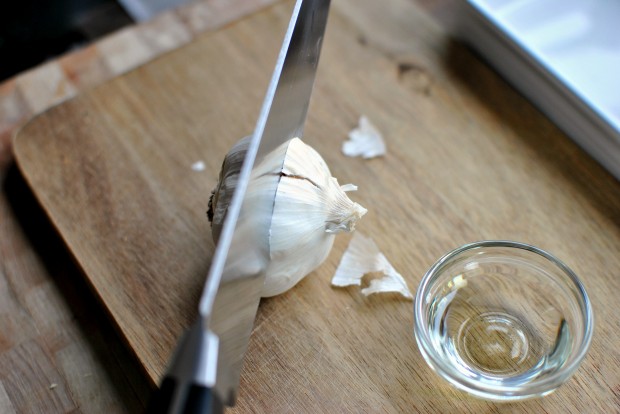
[14,0,620,412]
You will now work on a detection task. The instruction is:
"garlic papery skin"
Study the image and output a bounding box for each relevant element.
[208,136,251,244]
[331,232,413,300]
[208,137,367,297]
[342,116,386,159]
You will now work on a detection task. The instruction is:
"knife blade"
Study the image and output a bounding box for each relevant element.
[146,1,331,412]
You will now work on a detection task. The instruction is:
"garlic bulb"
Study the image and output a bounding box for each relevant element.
[208,137,367,297]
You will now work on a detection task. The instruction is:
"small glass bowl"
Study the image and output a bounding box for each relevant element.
[414,241,593,401]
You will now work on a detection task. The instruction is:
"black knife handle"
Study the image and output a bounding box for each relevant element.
[145,377,224,414]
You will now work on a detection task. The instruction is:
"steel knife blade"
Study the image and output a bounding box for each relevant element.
[146,1,331,412]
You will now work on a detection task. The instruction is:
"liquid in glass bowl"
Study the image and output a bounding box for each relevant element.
[414,241,593,401]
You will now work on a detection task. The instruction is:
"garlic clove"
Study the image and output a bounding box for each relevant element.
[331,232,413,300]
[209,137,367,297]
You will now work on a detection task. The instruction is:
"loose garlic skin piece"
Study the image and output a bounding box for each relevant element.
[331,232,413,299]
[209,137,367,297]
[342,116,386,159]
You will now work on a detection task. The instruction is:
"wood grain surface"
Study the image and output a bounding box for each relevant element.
[13,0,620,412]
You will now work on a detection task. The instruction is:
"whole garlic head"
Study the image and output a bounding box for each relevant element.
[208,137,367,297]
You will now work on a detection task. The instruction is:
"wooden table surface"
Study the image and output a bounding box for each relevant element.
[3,0,620,413]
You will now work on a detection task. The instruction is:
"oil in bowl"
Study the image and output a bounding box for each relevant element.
[414,241,593,401]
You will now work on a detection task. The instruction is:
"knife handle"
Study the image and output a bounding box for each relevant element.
[145,377,224,414]
[145,320,224,414]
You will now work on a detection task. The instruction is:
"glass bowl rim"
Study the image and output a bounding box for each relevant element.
[413,240,594,399]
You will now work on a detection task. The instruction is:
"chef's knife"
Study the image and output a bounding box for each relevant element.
[145,0,331,412]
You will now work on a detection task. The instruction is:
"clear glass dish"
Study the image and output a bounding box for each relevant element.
[414,241,593,401]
